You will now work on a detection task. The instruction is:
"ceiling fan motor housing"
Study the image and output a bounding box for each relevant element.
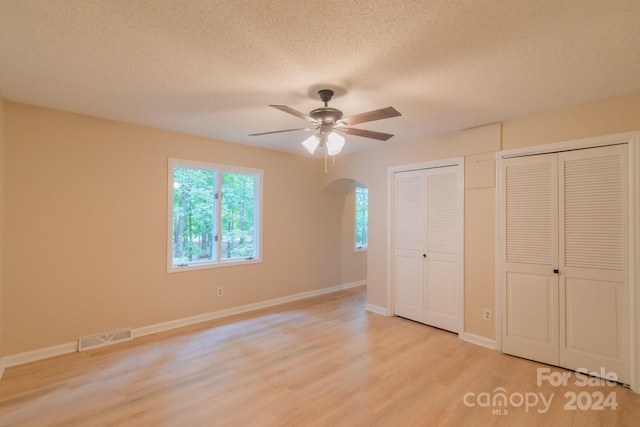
[310,107,343,124]
[309,89,344,124]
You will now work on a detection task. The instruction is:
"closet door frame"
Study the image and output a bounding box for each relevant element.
[387,157,465,335]
[495,131,640,393]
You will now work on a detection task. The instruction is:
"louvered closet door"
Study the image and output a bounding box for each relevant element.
[559,145,628,382]
[501,145,628,383]
[394,170,425,322]
[394,166,460,332]
[424,167,459,332]
[502,153,559,366]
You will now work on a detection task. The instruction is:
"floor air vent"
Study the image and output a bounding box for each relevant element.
[78,328,133,352]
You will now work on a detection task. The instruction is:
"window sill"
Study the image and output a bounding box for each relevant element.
[167,258,262,273]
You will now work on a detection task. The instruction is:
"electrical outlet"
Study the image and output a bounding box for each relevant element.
[483,308,492,322]
[217,287,224,297]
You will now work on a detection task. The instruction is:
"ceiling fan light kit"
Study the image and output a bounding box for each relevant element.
[302,134,320,154]
[250,88,401,162]
[326,132,345,156]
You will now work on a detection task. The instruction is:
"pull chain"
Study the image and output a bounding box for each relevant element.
[324,148,328,174]
[323,146,337,174]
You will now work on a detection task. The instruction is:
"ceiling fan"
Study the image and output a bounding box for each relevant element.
[249,89,401,156]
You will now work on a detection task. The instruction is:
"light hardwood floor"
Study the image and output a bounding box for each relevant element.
[1,285,639,426]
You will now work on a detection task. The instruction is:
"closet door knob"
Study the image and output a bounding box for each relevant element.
[553,269,559,274]
[423,254,427,258]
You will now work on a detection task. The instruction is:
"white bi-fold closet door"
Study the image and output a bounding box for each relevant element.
[500,144,628,384]
[394,165,461,333]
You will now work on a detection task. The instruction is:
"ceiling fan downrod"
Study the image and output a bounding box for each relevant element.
[310,89,343,124]
[317,89,334,107]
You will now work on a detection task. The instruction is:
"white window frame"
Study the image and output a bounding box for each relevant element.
[355,186,368,252]
[167,158,262,273]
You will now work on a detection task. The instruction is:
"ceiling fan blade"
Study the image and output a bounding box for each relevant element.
[270,105,317,123]
[337,127,395,141]
[249,127,315,136]
[340,106,401,126]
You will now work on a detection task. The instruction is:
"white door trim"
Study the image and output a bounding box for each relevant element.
[387,157,465,335]
[495,130,640,393]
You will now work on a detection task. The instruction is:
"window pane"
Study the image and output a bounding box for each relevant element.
[168,159,262,271]
[355,187,368,249]
[221,172,256,260]
[172,166,215,266]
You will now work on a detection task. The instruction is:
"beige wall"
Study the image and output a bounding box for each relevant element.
[341,191,367,284]
[323,180,368,286]
[0,98,5,359]
[3,91,640,357]
[502,92,640,149]
[2,102,364,355]
[327,91,640,341]
[463,152,496,338]
[324,124,501,337]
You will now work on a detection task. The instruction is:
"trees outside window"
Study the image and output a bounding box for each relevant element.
[221,172,257,260]
[172,166,215,265]
[355,186,368,250]
[169,158,261,271]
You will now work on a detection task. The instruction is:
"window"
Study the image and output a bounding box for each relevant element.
[355,186,368,250]
[168,158,261,271]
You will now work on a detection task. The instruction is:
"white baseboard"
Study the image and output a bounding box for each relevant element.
[135,280,366,338]
[365,303,388,316]
[2,341,78,370]
[461,332,497,350]
[0,280,367,373]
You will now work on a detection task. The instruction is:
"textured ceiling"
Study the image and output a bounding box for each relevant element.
[1,0,640,157]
